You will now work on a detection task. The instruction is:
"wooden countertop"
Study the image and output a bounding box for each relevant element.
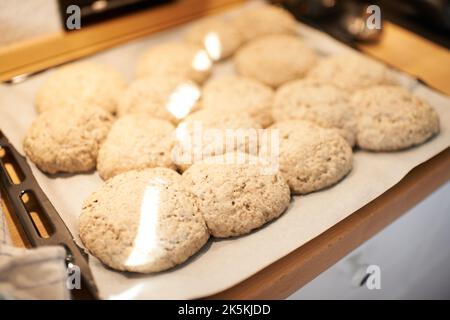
[1,0,449,299]
[209,149,450,299]
[359,22,450,96]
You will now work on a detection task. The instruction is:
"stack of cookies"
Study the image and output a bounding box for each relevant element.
[22,4,440,273]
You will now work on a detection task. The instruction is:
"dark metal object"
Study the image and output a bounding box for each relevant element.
[281,0,382,45]
[281,0,450,49]
[0,130,98,299]
[340,2,383,43]
[281,0,341,18]
[282,0,359,48]
[58,0,173,30]
[376,0,450,49]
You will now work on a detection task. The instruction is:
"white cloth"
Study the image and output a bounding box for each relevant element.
[0,0,61,47]
[0,197,70,300]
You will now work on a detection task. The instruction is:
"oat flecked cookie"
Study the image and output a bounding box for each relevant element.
[117,75,201,123]
[306,53,395,92]
[183,153,291,238]
[202,75,275,127]
[136,42,212,84]
[172,109,262,171]
[184,18,243,61]
[23,105,113,174]
[273,80,357,146]
[265,120,353,194]
[232,4,298,42]
[234,34,318,88]
[97,114,176,180]
[352,85,440,151]
[79,168,209,273]
[36,62,126,114]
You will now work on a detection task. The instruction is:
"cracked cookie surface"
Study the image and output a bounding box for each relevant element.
[79,168,209,273]
[23,105,113,174]
[266,120,353,194]
[182,153,290,238]
[353,85,440,151]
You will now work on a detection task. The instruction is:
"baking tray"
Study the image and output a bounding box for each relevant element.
[0,131,98,298]
[1,1,450,299]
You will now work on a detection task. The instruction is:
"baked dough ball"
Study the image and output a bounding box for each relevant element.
[23,105,113,174]
[183,153,291,237]
[232,4,298,42]
[306,53,395,92]
[36,62,126,114]
[79,168,209,273]
[117,75,200,124]
[172,109,262,171]
[234,34,318,88]
[352,85,440,151]
[265,120,353,194]
[273,80,357,146]
[97,114,176,180]
[136,42,212,84]
[184,18,242,61]
[202,75,275,127]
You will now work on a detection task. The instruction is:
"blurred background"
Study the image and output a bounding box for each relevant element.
[1,0,449,48]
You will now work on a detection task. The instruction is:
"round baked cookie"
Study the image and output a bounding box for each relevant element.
[234,34,318,88]
[79,168,209,273]
[306,53,395,92]
[264,120,353,194]
[117,75,200,123]
[172,109,262,171]
[273,80,357,146]
[97,115,176,180]
[36,62,126,114]
[202,75,274,127]
[184,18,242,61]
[136,42,212,84]
[232,4,298,42]
[182,153,291,238]
[352,85,440,151]
[23,105,113,174]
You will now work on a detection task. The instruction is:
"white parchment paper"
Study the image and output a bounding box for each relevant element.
[0,1,449,299]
